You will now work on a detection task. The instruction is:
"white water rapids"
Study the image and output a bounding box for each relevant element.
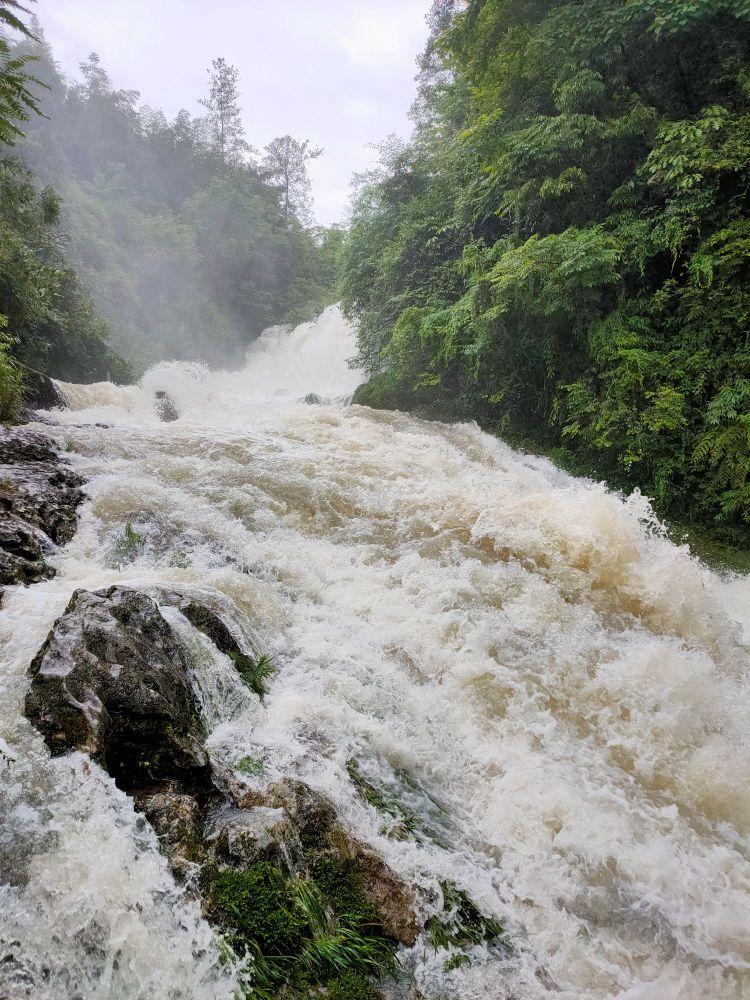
[1,304,750,999]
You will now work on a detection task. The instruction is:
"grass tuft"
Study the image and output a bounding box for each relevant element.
[234,755,265,777]
[426,881,508,953]
[229,651,275,700]
[209,858,397,998]
[346,759,419,840]
[112,521,145,566]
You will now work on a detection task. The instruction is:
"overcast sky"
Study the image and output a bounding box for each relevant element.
[32,0,431,225]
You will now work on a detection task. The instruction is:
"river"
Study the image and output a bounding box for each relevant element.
[1,305,749,999]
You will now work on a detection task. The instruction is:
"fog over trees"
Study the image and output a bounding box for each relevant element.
[1,11,340,375]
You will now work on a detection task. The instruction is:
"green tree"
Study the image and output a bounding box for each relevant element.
[0,0,41,145]
[199,56,250,170]
[342,0,750,544]
[262,135,323,225]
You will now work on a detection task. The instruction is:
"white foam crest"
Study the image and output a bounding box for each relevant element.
[3,308,750,998]
[55,304,360,423]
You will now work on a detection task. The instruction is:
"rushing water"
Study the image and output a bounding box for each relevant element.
[1,305,750,999]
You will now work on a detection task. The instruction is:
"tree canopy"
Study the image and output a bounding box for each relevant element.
[342,0,750,545]
[5,24,336,372]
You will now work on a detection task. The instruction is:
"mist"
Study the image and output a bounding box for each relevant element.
[9,31,345,372]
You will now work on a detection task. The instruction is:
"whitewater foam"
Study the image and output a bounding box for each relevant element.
[2,305,749,999]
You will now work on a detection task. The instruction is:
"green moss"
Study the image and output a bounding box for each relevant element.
[212,863,305,957]
[310,857,379,932]
[325,970,381,1000]
[209,860,396,998]
[426,882,507,953]
[234,755,265,777]
[665,520,750,575]
[352,374,410,411]
[346,759,419,840]
[229,651,275,700]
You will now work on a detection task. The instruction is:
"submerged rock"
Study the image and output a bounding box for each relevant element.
[0,427,85,584]
[262,778,339,846]
[208,804,293,865]
[25,586,209,791]
[154,390,179,422]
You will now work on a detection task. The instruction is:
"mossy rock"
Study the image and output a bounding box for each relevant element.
[208,857,398,997]
[326,971,381,1000]
[211,862,305,956]
[426,881,508,952]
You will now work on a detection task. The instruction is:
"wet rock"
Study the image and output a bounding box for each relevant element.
[154,390,179,422]
[25,586,209,792]
[0,428,58,464]
[0,427,85,585]
[263,778,338,849]
[135,788,206,880]
[0,463,85,546]
[160,591,244,658]
[0,515,54,586]
[22,370,67,412]
[302,392,323,405]
[208,804,293,865]
[326,824,421,945]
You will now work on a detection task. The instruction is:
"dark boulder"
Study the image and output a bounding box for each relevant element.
[160,591,244,658]
[0,515,54,586]
[25,586,209,792]
[0,427,85,585]
[22,371,67,412]
[0,462,85,546]
[0,427,58,465]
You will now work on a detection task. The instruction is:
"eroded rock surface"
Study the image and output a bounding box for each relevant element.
[25,586,209,790]
[0,515,54,587]
[135,787,206,881]
[160,590,245,658]
[24,581,424,986]
[0,426,85,585]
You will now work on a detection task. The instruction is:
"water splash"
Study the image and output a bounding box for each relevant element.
[3,306,750,999]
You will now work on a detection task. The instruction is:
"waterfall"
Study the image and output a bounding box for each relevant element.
[2,305,750,1000]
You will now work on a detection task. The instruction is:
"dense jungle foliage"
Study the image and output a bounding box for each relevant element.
[0,4,340,403]
[342,0,750,544]
[0,0,128,410]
